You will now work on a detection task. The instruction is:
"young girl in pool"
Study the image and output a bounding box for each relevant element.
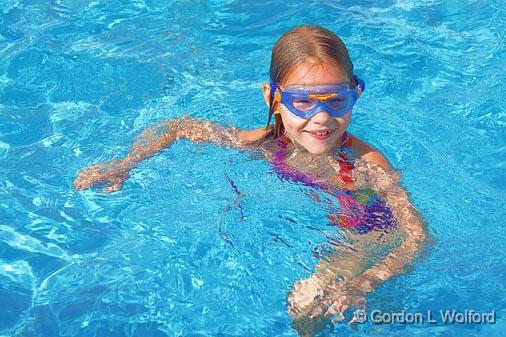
[74,25,428,335]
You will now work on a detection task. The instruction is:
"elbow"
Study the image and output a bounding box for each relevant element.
[418,226,434,257]
[404,223,433,262]
[168,117,185,140]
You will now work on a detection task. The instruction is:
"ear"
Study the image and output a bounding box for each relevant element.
[357,79,364,98]
[357,85,363,98]
[261,83,271,107]
[353,75,365,98]
[262,83,280,113]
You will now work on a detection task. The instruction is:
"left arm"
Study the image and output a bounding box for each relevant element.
[316,169,430,324]
[348,133,430,290]
[348,166,429,291]
[343,134,431,308]
[288,134,431,326]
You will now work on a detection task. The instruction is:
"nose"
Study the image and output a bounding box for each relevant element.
[309,109,332,124]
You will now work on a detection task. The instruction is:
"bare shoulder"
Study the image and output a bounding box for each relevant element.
[349,133,392,170]
[237,126,272,143]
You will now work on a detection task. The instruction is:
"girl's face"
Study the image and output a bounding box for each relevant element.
[264,61,353,155]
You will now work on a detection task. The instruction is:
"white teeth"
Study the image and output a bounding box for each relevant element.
[312,131,330,136]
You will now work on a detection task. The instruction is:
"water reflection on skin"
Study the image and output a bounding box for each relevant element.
[258,136,409,335]
[73,118,430,337]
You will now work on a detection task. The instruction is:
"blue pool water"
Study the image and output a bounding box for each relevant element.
[1,1,504,336]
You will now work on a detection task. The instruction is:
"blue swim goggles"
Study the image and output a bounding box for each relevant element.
[270,75,365,119]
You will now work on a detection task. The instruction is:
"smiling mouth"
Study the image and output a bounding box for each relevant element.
[306,129,334,135]
[309,130,331,136]
[305,129,335,140]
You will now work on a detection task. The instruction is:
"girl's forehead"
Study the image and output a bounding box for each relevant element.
[283,61,349,87]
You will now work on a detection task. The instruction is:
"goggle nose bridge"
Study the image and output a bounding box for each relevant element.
[307,93,338,102]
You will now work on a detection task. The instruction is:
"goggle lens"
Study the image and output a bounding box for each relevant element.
[291,98,318,112]
[326,95,348,111]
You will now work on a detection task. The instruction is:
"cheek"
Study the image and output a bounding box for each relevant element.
[336,111,352,127]
[279,108,306,131]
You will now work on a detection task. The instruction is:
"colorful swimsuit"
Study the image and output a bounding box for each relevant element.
[271,132,397,234]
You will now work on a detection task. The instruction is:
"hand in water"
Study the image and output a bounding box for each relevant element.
[311,282,367,324]
[288,277,325,319]
[73,160,132,193]
[288,276,367,325]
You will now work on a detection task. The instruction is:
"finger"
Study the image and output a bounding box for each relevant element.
[73,179,84,190]
[287,306,304,320]
[332,311,346,323]
[73,176,93,190]
[309,305,324,318]
[73,167,103,189]
[348,300,367,325]
[348,315,359,325]
[103,182,123,193]
[324,302,344,319]
[348,310,364,325]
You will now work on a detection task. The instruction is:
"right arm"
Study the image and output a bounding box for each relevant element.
[73,117,271,192]
[125,117,241,165]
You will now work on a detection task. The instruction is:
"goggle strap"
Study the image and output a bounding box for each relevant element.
[269,80,278,103]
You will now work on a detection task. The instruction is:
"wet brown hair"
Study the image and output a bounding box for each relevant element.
[265,25,355,138]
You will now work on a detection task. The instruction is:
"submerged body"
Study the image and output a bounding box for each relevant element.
[266,132,397,234]
[73,120,426,329]
[73,25,429,337]
[245,127,420,327]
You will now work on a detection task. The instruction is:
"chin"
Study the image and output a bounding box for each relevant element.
[305,145,333,155]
